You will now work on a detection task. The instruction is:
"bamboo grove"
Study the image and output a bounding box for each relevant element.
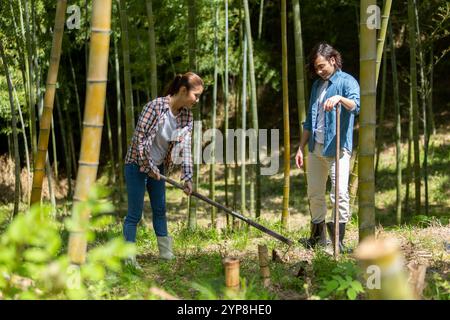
[0,0,449,262]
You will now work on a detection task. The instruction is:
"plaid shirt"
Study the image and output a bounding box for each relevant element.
[125,96,194,182]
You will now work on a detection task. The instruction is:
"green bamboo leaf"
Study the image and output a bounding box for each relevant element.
[23,248,50,263]
[325,279,339,291]
[347,288,357,300]
[351,280,364,292]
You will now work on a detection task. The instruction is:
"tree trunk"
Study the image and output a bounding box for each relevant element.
[30,0,67,205]
[358,0,377,241]
[68,0,112,265]
[0,42,22,217]
[281,0,290,229]
[146,0,158,99]
[408,0,421,216]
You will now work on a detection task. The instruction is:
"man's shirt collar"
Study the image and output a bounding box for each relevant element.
[328,69,342,84]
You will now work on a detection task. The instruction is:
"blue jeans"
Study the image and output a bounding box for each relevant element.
[123,163,167,242]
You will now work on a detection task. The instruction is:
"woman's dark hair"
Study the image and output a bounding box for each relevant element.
[307,42,343,77]
[165,72,204,96]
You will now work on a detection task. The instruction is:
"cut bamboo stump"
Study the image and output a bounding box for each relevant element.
[223,257,240,292]
[354,237,415,300]
[407,262,428,299]
[258,245,270,287]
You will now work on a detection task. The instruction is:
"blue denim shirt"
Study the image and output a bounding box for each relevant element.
[303,69,360,157]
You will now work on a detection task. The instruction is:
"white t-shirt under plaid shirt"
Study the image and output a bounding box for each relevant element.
[125,96,194,182]
[151,107,178,166]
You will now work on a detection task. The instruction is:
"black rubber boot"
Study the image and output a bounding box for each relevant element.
[300,221,327,248]
[326,222,352,254]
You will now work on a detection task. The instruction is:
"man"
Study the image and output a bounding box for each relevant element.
[295,42,360,252]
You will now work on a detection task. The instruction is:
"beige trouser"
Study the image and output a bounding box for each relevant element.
[307,143,351,224]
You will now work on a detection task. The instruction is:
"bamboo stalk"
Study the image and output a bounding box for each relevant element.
[240,33,248,223]
[224,0,230,213]
[258,0,264,40]
[376,0,393,82]
[258,245,270,287]
[233,72,241,221]
[355,237,415,299]
[223,257,240,291]
[408,0,421,216]
[405,90,413,216]
[210,3,219,226]
[63,94,77,181]
[0,42,21,217]
[112,17,124,204]
[187,0,199,230]
[414,2,429,216]
[389,22,402,224]
[375,44,388,178]
[55,93,72,200]
[105,100,116,188]
[281,0,290,229]
[118,0,135,145]
[243,0,261,219]
[10,3,32,199]
[30,0,67,205]
[68,0,112,265]
[13,83,31,203]
[51,117,58,180]
[292,0,310,215]
[68,53,83,134]
[23,0,37,158]
[349,0,391,211]
[146,0,157,99]
[358,0,377,241]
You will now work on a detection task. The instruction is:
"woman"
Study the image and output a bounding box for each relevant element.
[123,72,204,266]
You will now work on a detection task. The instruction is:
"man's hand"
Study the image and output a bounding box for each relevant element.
[295,147,304,169]
[183,181,193,195]
[323,95,342,112]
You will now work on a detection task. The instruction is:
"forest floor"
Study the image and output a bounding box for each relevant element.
[0,127,449,299]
